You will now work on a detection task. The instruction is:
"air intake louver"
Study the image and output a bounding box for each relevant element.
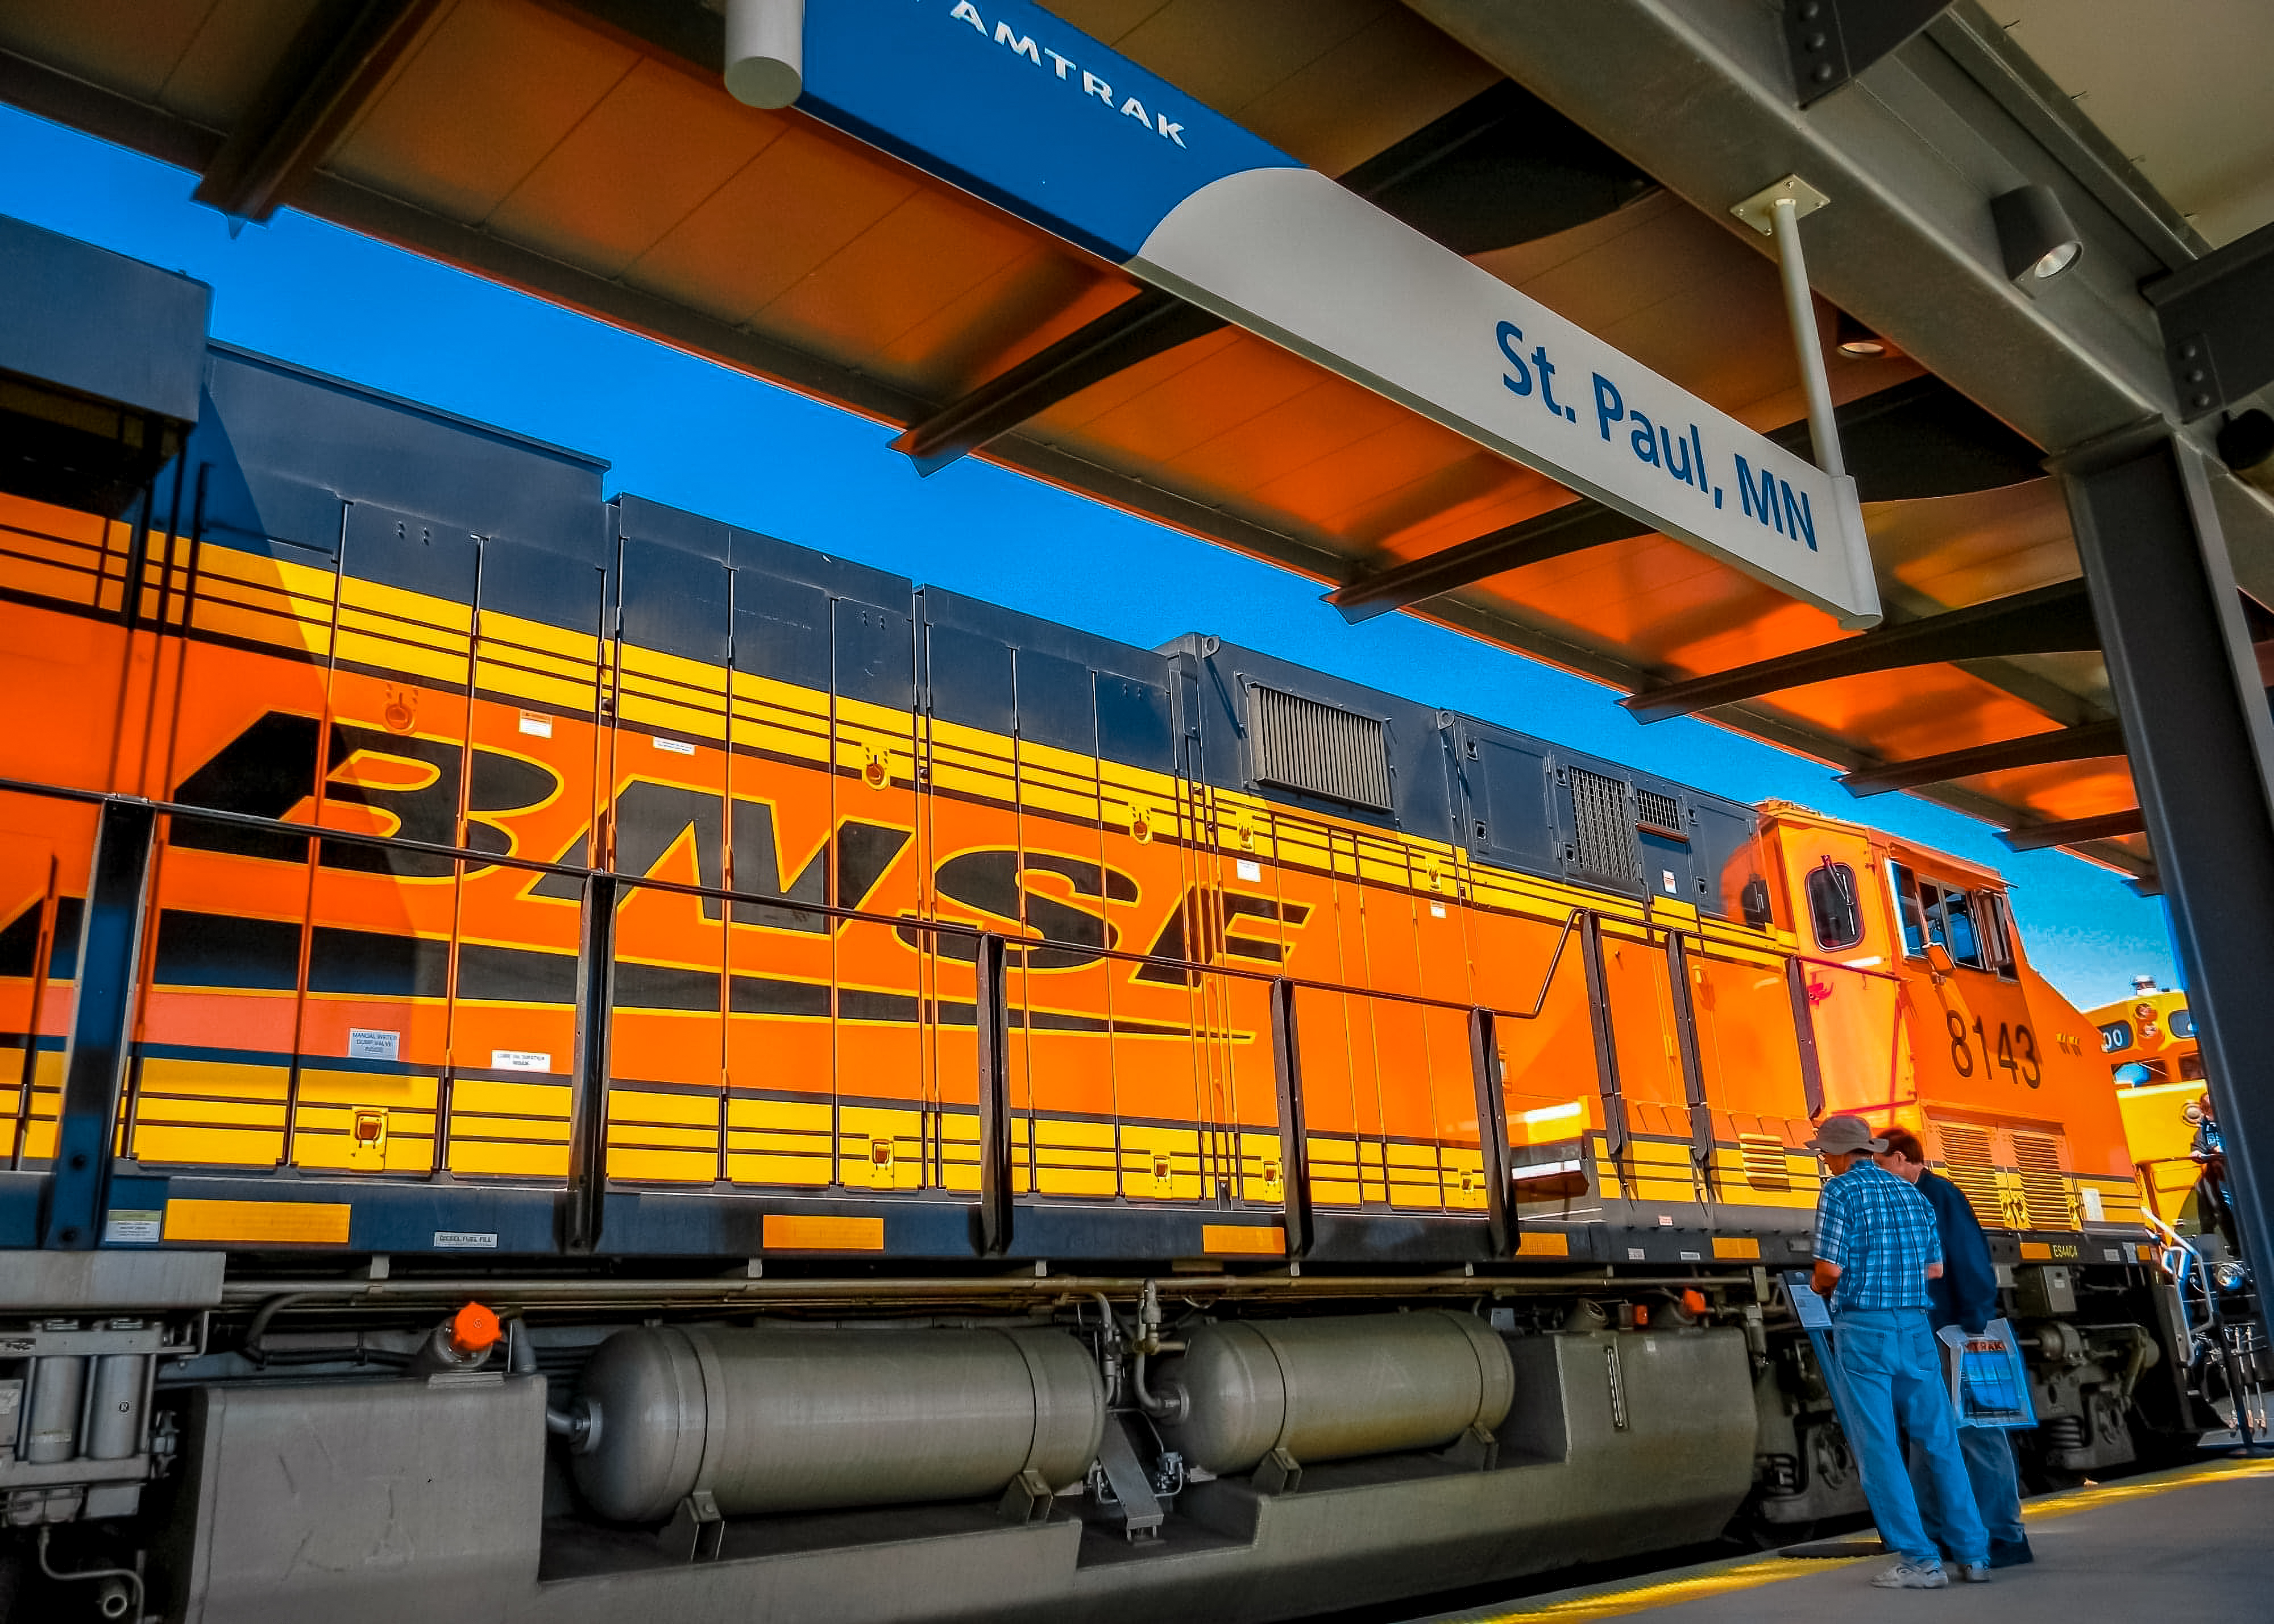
[1740,1132,1791,1192]
[1637,788,1682,835]
[1935,1122,2006,1229]
[1248,685,1393,812]
[2012,1131,2077,1231]
[1568,767,1636,879]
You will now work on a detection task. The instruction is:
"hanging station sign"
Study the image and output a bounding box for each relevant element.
[795,0,1881,628]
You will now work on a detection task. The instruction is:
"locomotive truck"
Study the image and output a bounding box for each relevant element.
[0,216,2238,1622]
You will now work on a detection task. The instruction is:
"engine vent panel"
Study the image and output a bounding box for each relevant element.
[1247,685,1393,812]
[1568,767,1636,879]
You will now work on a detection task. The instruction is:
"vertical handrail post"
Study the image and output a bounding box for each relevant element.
[1665,933,1716,1192]
[9,857,60,1170]
[974,932,1012,1256]
[1467,1006,1513,1256]
[41,799,156,1250]
[1580,913,1627,1165]
[563,871,618,1254]
[1785,957,1828,1120]
[1269,977,1312,1259]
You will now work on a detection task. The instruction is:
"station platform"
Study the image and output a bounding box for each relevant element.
[1413,1455,2274,1622]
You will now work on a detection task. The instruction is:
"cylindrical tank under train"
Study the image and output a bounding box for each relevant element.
[566,1324,1106,1521]
[1151,1310,1514,1475]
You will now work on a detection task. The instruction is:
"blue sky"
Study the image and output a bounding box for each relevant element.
[0,103,2178,1007]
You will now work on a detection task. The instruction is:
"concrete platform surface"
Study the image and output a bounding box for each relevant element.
[1414,1456,2274,1622]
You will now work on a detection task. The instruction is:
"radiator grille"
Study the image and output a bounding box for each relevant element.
[1740,1132,1791,1192]
[1247,686,1393,811]
[1935,1122,2006,1228]
[1637,788,1682,834]
[1568,768,1635,879]
[2012,1131,2077,1230]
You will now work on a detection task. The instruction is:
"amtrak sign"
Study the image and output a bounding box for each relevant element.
[798,0,1880,627]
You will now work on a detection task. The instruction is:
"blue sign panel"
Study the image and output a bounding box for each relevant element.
[801,0,1297,261]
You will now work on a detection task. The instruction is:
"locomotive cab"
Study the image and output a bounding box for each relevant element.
[1757,803,2139,1239]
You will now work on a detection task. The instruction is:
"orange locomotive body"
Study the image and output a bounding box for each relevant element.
[0,271,2226,1617]
[0,454,2142,1268]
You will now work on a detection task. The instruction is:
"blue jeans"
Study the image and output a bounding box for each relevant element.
[1832,1308,1988,1568]
[1910,1422,2026,1549]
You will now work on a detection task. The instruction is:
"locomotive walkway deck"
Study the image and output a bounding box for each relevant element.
[1409,1454,2274,1622]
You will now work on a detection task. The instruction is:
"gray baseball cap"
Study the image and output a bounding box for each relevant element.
[1807,1115,1887,1156]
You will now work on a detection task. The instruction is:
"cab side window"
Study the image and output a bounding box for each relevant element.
[1913,875,1985,970]
[1889,862,1927,956]
[1806,859,1863,950]
[1977,892,2019,979]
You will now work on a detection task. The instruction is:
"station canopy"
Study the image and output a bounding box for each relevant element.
[7,0,2274,888]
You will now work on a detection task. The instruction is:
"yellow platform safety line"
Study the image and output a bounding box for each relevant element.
[1426,1456,2274,1622]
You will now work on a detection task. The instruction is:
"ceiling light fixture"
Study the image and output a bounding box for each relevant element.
[1833,313,1888,359]
[1991,184,2083,286]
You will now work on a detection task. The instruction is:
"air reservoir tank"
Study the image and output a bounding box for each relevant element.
[1152,1310,1513,1475]
[569,1324,1105,1523]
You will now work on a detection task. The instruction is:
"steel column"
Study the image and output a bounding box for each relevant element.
[562,872,618,1255]
[40,799,155,1250]
[2055,428,2274,1267]
[973,932,1012,1256]
[1269,978,1313,1259]
[1466,1007,1513,1256]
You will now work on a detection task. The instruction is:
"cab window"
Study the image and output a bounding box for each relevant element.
[1976,892,2019,980]
[1805,859,1862,950]
[1889,862,1927,956]
[2171,1007,2195,1039]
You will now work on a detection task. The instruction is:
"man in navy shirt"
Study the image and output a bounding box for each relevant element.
[1878,1129,2032,1568]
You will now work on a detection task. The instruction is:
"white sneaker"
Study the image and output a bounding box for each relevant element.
[1872,1560,1951,1590]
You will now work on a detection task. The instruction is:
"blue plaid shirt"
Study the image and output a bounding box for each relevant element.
[1814,1160,1943,1313]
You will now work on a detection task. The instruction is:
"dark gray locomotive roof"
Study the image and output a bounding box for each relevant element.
[14,235,1760,923]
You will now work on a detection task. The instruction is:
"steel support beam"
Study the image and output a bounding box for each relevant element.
[192,0,443,222]
[1784,0,1957,109]
[1329,501,1646,624]
[2056,427,2274,1272]
[1329,374,2041,624]
[1839,718,2127,797]
[40,799,155,1251]
[1993,808,2145,853]
[1623,579,2099,724]
[891,290,1224,474]
[2146,219,2274,422]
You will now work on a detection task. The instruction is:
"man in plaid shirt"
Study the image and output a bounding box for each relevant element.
[1810,1115,1990,1590]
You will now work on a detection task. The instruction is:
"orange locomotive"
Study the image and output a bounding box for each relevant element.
[0,461,2142,1266]
[0,247,2223,1619]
